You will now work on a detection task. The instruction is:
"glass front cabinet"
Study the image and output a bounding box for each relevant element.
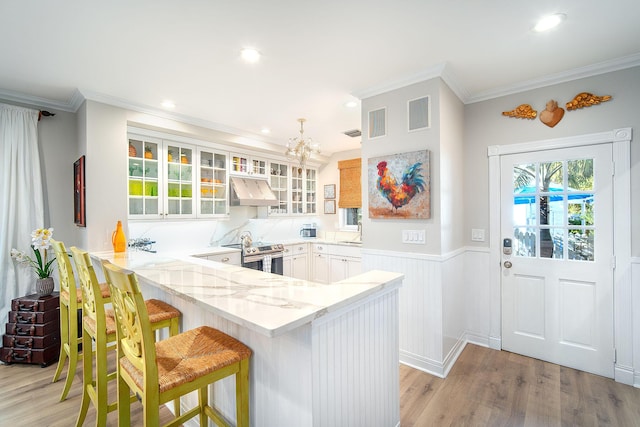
[197,148,228,216]
[128,136,161,218]
[128,134,229,219]
[269,162,289,215]
[230,154,268,178]
[290,166,317,215]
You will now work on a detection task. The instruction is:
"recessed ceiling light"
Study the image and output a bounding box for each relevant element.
[241,48,261,63]
[161,100,175,109]
[344,100,358,108]
[261,128,271,134]
[534,13,566,32]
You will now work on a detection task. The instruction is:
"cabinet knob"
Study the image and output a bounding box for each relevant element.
[221,257,229,262]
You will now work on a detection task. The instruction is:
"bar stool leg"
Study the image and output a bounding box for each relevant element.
[75,326,92,426]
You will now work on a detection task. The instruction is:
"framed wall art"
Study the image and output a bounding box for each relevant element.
[324,199,336,214]
[74,155,86,227]
[368,149,430,219]
[324,184,335,199]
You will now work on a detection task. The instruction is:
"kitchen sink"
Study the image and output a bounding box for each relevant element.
[337,240,362,246]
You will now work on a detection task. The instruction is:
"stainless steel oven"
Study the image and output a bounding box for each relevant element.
[223,242,284,275]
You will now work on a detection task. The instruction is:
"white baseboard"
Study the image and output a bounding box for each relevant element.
[400,350,446,378]
[613,364,635,386]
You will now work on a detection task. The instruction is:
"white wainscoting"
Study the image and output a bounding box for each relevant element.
[134,274,402,427]
[312,287,400,427]
[362,247,491,378]
[632,257,640,388]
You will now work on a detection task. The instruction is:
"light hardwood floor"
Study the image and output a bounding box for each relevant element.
[0,353,175,426]
[1,343,638,426]
[401,344,640,426]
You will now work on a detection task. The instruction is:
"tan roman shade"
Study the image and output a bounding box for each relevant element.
[338,158,362,208]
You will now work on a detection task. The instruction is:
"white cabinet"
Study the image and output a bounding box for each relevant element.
[128,136,196,219]
[197,148,229,217]
[269,162,289,214]
[230,154,268,178]
[312,251,331,284]
[129,132,231,220]
[206,251,241,265]
[192,251,241,266]
[329,256,362,282]
[128,136,161,218]
[283,243,308,280]
[312,244,361,284]
[290,167,317,215]
[165,141,196,217]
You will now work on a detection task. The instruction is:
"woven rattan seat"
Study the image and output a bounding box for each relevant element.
[102,260,251,427]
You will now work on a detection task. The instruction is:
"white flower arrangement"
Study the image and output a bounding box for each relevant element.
[11,228,56,279]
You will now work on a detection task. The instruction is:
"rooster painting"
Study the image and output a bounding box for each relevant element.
[369,150,430,219]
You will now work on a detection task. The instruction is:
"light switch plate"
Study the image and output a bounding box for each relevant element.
[402,229,425,244]
[471,228,485,242]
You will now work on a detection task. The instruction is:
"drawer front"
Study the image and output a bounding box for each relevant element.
[6,320,60,337]
[9,309,59,324]
[284,244,308,256]
[3,333,60,349]
[11,293,59,312]
[208,252,241,265]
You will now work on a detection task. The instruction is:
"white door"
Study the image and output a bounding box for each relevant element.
[501,144,614,378]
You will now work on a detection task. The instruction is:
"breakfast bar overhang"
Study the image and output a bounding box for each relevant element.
[92,251,403,427]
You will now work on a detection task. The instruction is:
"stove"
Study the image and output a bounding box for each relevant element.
[222,242,284,274]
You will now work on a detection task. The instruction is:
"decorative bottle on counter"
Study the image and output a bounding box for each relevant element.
[112,221,127,253]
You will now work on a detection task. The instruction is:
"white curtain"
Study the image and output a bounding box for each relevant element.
[0,103,43,326]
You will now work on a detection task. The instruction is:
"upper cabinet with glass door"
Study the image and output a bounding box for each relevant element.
[128,137,161,218]
[165,142,195,217]
[230,153,268,178]
[290,166,317,214]
[269,162,289,215]
[305,168,317,214]
[198,148,228,217]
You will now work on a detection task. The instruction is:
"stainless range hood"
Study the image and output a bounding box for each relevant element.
[229,176,279,206]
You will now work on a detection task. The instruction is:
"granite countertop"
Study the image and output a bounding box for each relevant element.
[91,250,401,338]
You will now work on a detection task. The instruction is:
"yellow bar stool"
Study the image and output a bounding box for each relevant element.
[70,247,182,427]
[102,261,252,427]
[51,239,111,401]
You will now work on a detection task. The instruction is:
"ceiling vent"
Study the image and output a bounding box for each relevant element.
[343,129,362,138]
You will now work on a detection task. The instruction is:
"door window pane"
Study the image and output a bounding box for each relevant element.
[514,227,536,257]
[568,229,594,261]
[511,157,595,262]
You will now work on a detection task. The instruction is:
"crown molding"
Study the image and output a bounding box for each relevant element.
[352,62,450,100]
[0,87,81,112]
[353,53,640,104]
[79,89,280,143]
[466,52,640,104]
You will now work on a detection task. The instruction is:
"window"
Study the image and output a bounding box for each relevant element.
[340,208,362,231]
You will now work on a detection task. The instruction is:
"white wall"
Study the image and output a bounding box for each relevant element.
[37,109,80,244]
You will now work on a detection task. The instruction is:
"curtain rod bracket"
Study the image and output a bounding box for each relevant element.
[38,110,56,121]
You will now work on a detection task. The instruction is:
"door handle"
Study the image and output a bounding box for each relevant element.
[504,260,513,268]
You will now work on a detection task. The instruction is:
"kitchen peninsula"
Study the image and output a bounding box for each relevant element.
[92,250,403,427]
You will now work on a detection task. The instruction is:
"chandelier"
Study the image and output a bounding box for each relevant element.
[285,118,319,171]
